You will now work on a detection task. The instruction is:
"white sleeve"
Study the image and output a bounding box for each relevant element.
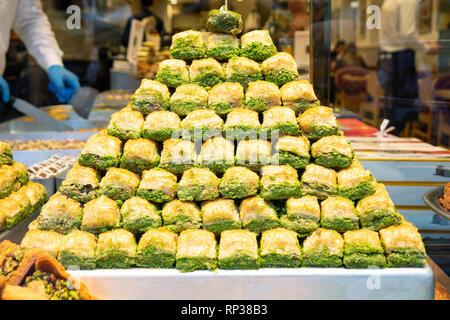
[13,0,63,72]
[399,0,427,52]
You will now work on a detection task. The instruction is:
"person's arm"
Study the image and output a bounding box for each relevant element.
[398,0,427,52]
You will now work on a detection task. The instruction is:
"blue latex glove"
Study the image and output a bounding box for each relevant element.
[48,65,80,103]
[0,76,10,112]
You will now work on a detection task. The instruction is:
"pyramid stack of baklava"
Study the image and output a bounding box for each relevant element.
[23,9,427,272]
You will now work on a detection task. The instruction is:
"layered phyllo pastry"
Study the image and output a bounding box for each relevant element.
[302,228,344,267]
[261,52,299,86]
[272,135,310,169]
[219,166,260,199]
[201,199,241,235]
[21,230,64,258]
[59,163,99,203]
[170,83,209,116]
[356,183,402,231]
[81,195,120,234]
[177,167,220,202]
[0,240,30,281]
[225,57,262,88]
[297,106,339,140]
[207,33,240,61]
[379,223,426,267]
[0,165,18,198]
[218,229,259,270]
[37,193,83,234]
[58,230,98,270]
[136,168,177,203]
[20,181,47,213]
[159,139,197,175]
[136,227,178,268]
[245,80,281,113]
[207,9,242,35]
[189,58,225,88]
[176,229,217,272]
[120,197,161,234]
[240,197,279,234]
[311,135,354,169]
[0,190,32,230]
[78,133,122,171]
[259,228,302,268]
[260,165,302,200]
[320,196,359,233]
[99,167,140,203]
[223,108,260,140]
[280,196,320,236]
[343,229,386,269]
[235,139,272,171]
[337,159,376,201]
[198,137,235,173]
[131,79,170,114]
[280,80,320,114]
[120,139,160,173]
[179,109,223,141]
[95,229,137,268]
[107,108,144,140]
[155,59,189,88]
[301,164,337,200]
[8,188,32,219]
[11,162,29,186]
[169,30,206,61]
[208,82,244,115]
[162,199,202,233]
[240,30,277,62]
[0,142,12,165]
[260,106,300,138]
[142,110,181,142]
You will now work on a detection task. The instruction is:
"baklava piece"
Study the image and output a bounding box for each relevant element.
[297,106,339,140]
[198,137,235,173]
[302,228,344,268]
[180,109,223,141]
[207,9,242,35]
[21,181,47,213]
[21,230,64,258]
[320,196,359,233]
[81,195,120,234]
[311,135,354,169]
[107,108,144,140]
[235,139,272,171]
[99,167,140,203]
[219,166,259,199]
[189,58,225,88]
[0,142,13,165]
[58,163,99,203]
[225,57,262,89]
[272,135,310,169]
[208,82,244,116]
[78,133,122,171]
[260,165,302,200]
[280,80,320,114]
[356,183,402,231]
[131,79,170,114]
[245,80,281,113]
[136,168,177,203]
[343,229,386,269]
[280,196,320,236]
[337,159,376,201]
[218,229,259,270]
[169,30,206,62]
[95,229,137,269]
[240,30,277,62]
[223,108,260,140]
[162,199,202,233]
[11,162,29,186]
[120,139,160,173]
[260,106,300,137]
[136,227,177,268]
[170,83,209,116]
[207,33,240,61]
[260,228,302,268]
[240,197,279,234]
[201,199,241,235]
[58,230,98,270]
[159,139,197,175]
[37,193,83,234]
[379,223,426,267]
[142,110,181,142]
[261,52,299,86]
[155,59,189,88]
[177,167,220,202]
[0,194,28,230]
[120,197,161,234]
[301,163,337,200]
[176,229,217,272]
[0,165,17,198]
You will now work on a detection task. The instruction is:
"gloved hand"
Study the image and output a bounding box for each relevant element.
[48,65,80,103]
[0,76,10,112]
